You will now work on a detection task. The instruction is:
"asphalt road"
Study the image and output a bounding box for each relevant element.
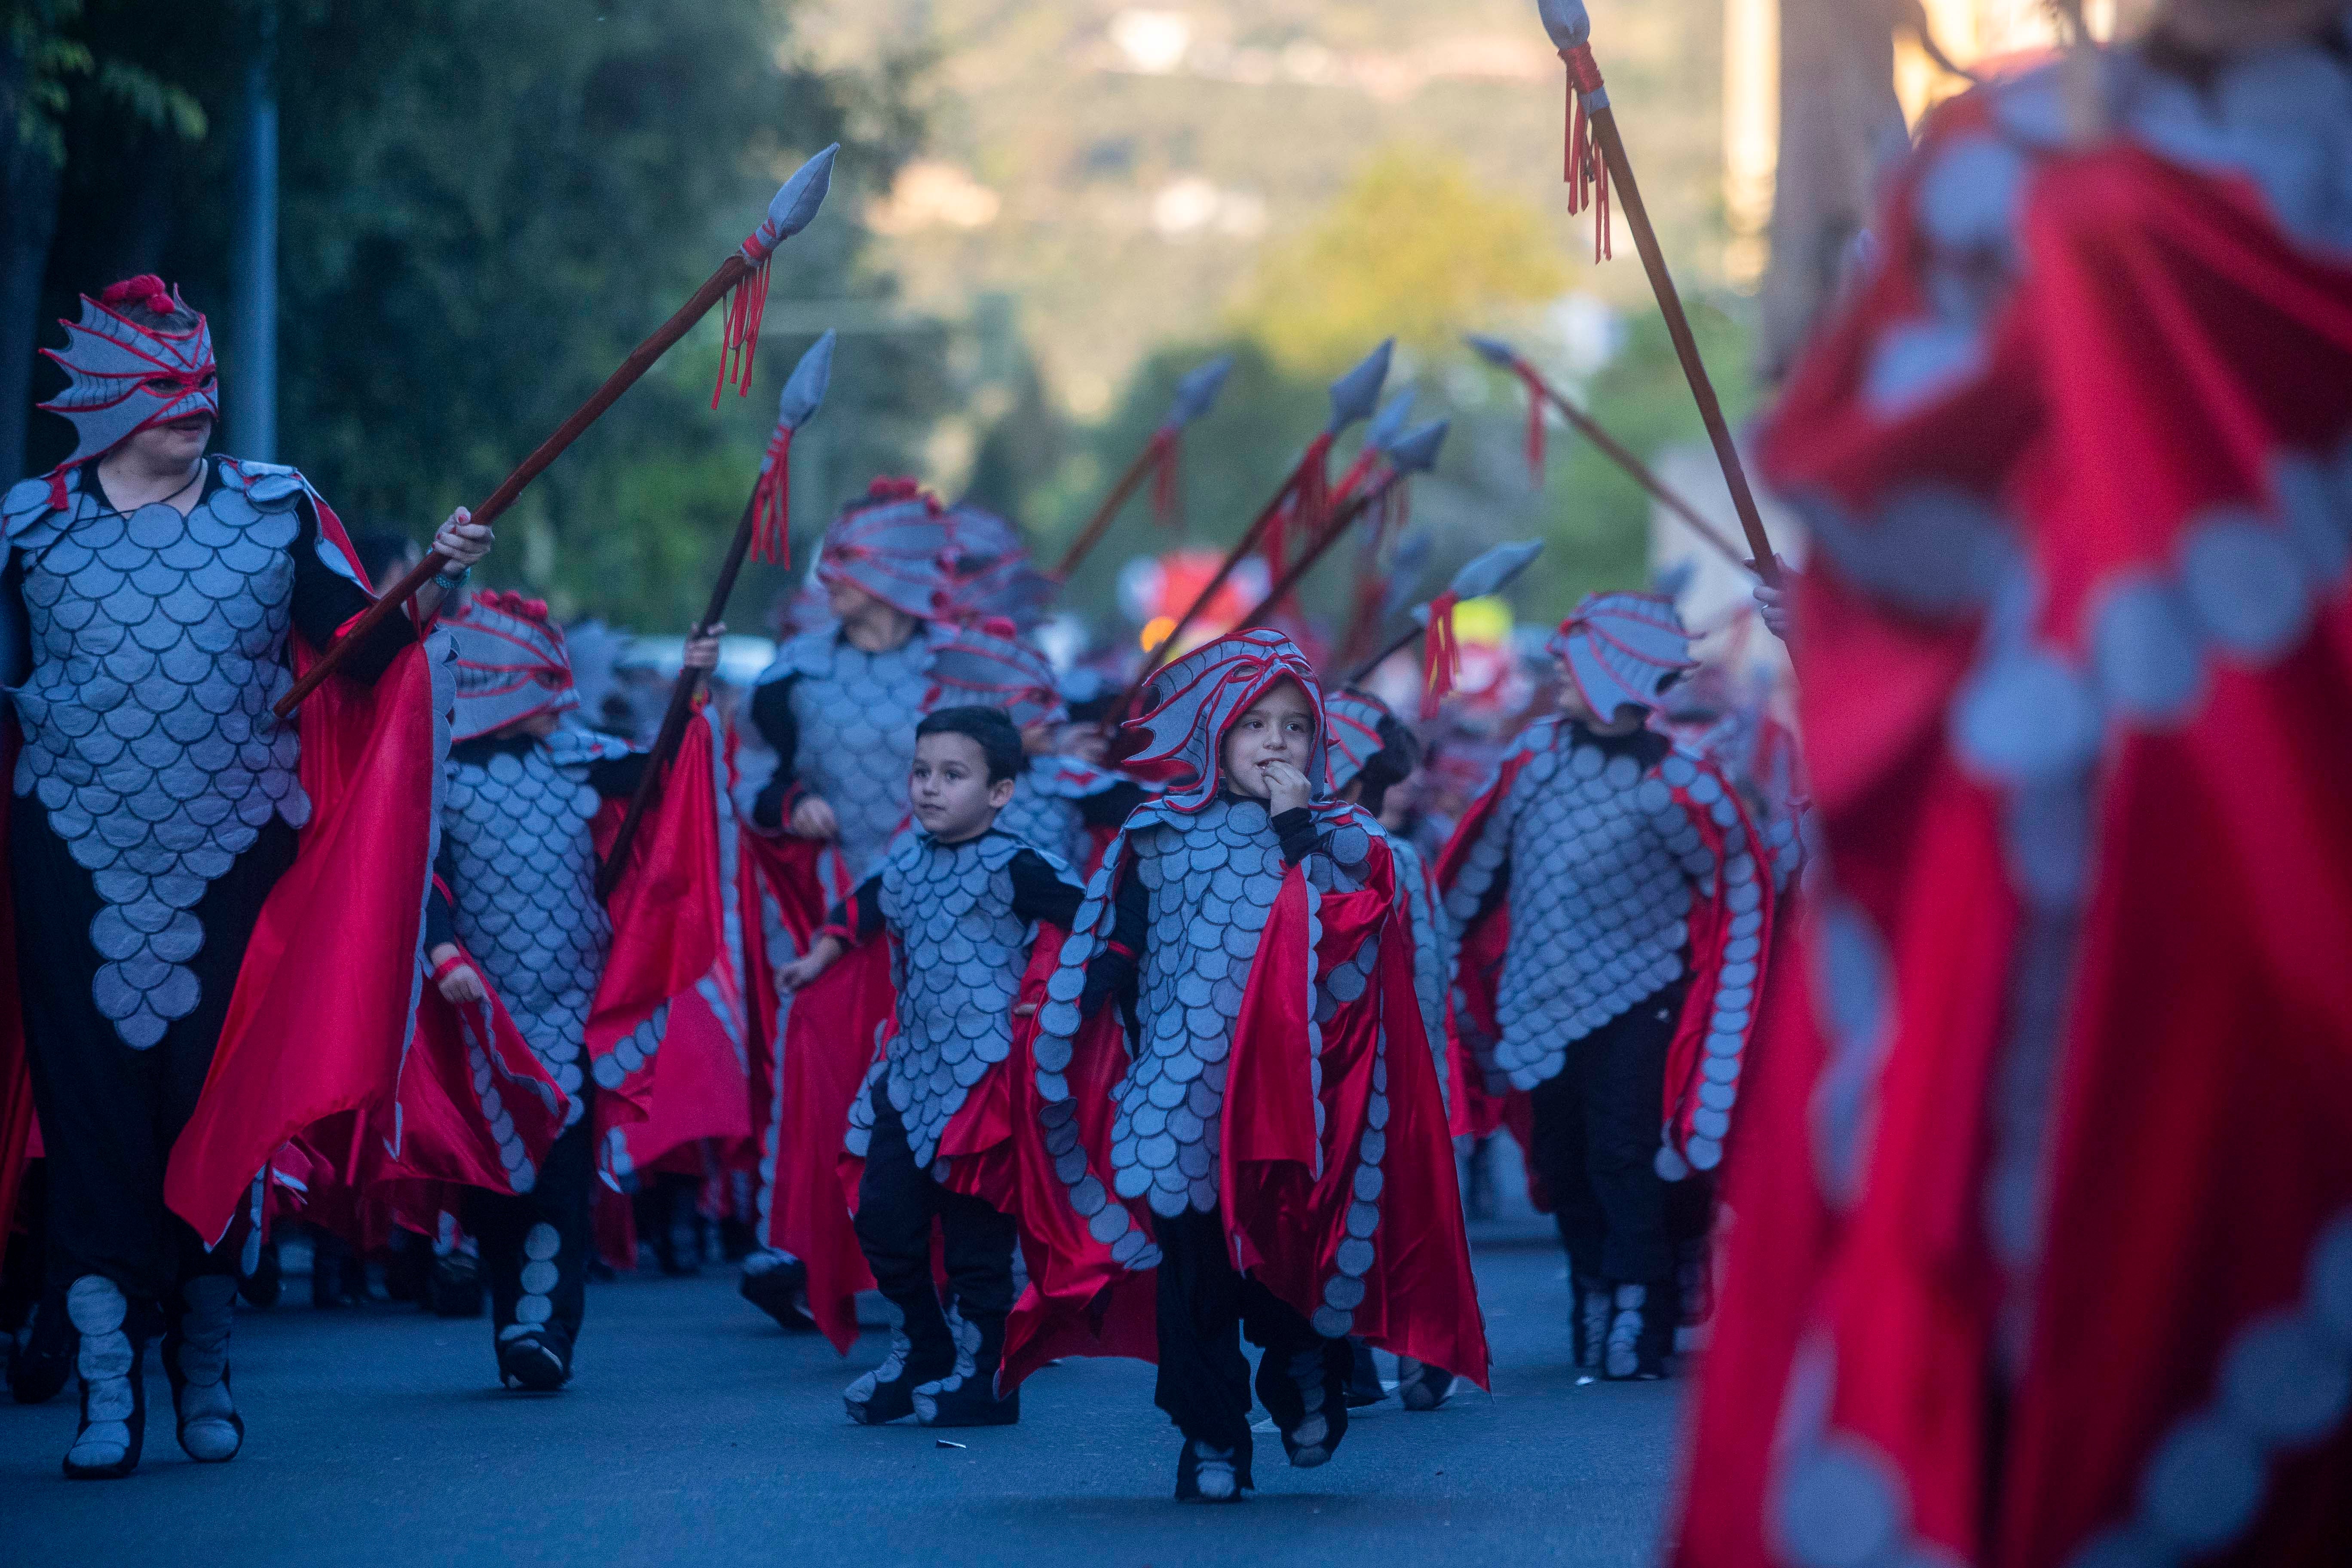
[3,1210,1686,1565]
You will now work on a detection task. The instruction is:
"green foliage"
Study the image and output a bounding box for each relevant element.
[28,0,940,632]
[5,0,205,162]
[1228,145,1567,377]
[1030,147,1759,649]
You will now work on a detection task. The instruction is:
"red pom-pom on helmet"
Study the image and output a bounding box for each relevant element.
[99,275,177,317]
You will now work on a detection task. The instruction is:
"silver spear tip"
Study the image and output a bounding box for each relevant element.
[767,144,839,242]
[1164,354,1236,429]
[1387,419,1449,474]
[1326,339,1395,434]
[1365,389,1418,452]
[775,329,838,432]
[1463,333,1521,369]
[1537,0,1593,52]
[1448,539,1545,600]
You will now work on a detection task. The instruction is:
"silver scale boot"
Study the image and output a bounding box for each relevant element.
[7,468,312,1050]
[62,1276,144,1480]
[162,1275,242,1460]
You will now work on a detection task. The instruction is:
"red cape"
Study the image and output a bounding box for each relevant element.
[738,824,834,1255]
[1437,726,1776,1177]
[1223,842,1490,1385]
[1675,61,2352,1568]
[159,488,451,1245]
[587,709,741,1182]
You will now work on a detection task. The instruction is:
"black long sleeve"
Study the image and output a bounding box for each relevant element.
[586,751,651,801]
[748,677,800,832]
[1272,806,1320,868]
[820,870,888,947]
[1076,779,1149,829]
[290,496,416,685]
[1008,846,1084,929]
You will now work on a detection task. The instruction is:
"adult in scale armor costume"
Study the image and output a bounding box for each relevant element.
[1679,7,2352,1563]
[925,618,1146,873]
[734,478,953,1329]
[420,592,723,1391]
[0,277,494,1478]
[1016,630,1488,1503]
[1439,594,1779,1381]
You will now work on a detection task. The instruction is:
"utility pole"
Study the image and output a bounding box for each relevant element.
[230,0,278,461]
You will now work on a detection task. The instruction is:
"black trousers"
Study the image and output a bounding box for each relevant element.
[1528,980,1687,1287]
[11,802,292,1302]
[853,1087,1017,1341]
[1150,1206,1335,1450]
[466,1112,594,1357]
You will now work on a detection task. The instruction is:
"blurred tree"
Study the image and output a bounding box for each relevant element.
[1227,145,1568,377]
[15,0,942,631]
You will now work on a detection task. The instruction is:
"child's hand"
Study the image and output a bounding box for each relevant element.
[429,943,486,1005]
[789,795,840,840]
[682,623,725,671]
[1259,758,1311,817]
[776,936,843,993]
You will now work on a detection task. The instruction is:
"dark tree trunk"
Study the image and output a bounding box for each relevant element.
[1757,0,1909,386]
[0,43,64,487]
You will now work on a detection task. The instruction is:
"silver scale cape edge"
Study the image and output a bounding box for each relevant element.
[1028,792,1396,1334]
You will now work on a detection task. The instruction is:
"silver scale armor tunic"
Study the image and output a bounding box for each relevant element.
[1387,834,1455,1116]
[842,831,1072,1174]
[778,631,935,883]
[441,729,627,1126]
[6,469,311,1048]
[1444,722,1717,1093]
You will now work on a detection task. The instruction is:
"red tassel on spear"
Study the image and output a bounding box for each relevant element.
[1050,353,1235,578]
[712,148,839,406]
[1421,590,1462,720]
[1532,0,1781,583]
[601,328,837,897]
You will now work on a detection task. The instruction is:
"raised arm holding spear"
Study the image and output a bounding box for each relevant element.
[276,143,841,716]
[1050,353,1235,578]
[596,331,838,898]
[1533,0,1781,584]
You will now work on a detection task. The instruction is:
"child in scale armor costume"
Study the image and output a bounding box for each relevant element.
[1022,630,1488,1503]
[735,480,953,1328]
[0,277,493,1478]
[775,705,1090,1428]
[420,593,723,1391]
[1439,594,1776,1381]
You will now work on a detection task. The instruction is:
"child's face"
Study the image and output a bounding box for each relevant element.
[909,731,1015,842]
[1555,661,1644,731]
[1219,680,1317,802]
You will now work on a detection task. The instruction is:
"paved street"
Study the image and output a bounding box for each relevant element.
[3,1206,1684,1565]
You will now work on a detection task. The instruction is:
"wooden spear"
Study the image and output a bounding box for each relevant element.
[1050,354,1234,578]
[1534,0,1781,585]
[1233,418,1450,632]
[275,144,840,717]
[1464,332,1755,576]
[1129,338,1393,688]
[595,331,837,900]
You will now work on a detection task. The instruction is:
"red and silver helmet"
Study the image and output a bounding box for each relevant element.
[1324,687,1395,794]
[446,590,580,742]
[37,276,220,505]
[928,617,1066,731]
[1547,591,1696,717]
[941,504,1054,631]
[814,478,952,620]
[1123,628,1327,812]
